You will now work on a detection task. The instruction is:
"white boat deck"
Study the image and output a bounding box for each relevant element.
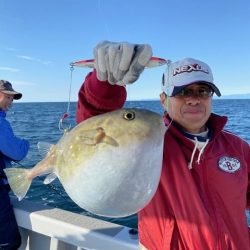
[12,198,138,250]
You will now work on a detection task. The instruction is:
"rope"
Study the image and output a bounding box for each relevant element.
[58,65,74,132]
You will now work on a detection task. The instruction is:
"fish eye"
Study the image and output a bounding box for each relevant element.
[123,111,135,120]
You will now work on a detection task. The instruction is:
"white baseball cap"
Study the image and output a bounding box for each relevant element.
[162,58,221,97]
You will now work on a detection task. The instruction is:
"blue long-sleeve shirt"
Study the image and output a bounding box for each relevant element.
[0,111,29,170]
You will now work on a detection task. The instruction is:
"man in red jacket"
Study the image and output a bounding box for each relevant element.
[76,41,250,250]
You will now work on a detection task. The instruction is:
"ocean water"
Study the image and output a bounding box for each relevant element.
[7,99,250,228]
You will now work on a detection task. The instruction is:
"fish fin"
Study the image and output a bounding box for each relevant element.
[57,149,64,155]
[78,129,101,145]
[79,127,118,146]
[102,135,119,147]
[44,172,57,184]
[37,141,55,157]
[3,168,31,201]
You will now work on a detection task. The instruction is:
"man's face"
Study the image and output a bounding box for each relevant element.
[167,83,213,133]
[0,92,14,111]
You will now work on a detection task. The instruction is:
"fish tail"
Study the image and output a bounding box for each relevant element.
[3,168,32,201]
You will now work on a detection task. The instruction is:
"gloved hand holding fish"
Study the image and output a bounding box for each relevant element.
[94,40,153,85]
[4,108,166,217]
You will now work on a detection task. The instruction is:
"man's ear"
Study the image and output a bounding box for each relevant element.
[160,92,167,109]
[160,92,166,105]
[160,92,168,111]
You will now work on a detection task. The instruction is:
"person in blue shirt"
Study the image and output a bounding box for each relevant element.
[0,80,29,250]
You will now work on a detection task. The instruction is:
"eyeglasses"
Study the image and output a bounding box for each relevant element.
[175,87,214,99]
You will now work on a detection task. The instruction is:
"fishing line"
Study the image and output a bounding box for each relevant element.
[58,65,74,132]
[59,0,110,132]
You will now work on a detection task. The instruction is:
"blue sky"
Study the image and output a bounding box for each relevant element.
[0,0,250,102]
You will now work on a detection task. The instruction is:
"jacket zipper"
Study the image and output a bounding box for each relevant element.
[200,151,223,250]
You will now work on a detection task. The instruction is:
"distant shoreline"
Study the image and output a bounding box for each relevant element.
[16,93,250,103]
[15,98,250,103]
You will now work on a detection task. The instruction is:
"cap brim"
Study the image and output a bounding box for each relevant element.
[13,93,22,100]
[1,90,22,100]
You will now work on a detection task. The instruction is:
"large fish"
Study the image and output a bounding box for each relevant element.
[4,108,166,217]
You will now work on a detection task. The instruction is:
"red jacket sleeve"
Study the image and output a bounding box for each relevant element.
[76,70,127,124]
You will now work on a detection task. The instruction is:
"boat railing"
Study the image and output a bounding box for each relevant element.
[12,198,138,250]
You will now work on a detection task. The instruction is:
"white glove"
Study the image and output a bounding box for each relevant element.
[94,41,152,85]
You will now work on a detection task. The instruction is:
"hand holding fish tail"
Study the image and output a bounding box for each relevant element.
[94,41,152,85]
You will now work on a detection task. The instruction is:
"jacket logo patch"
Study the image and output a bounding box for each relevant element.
[218,156,241,173]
